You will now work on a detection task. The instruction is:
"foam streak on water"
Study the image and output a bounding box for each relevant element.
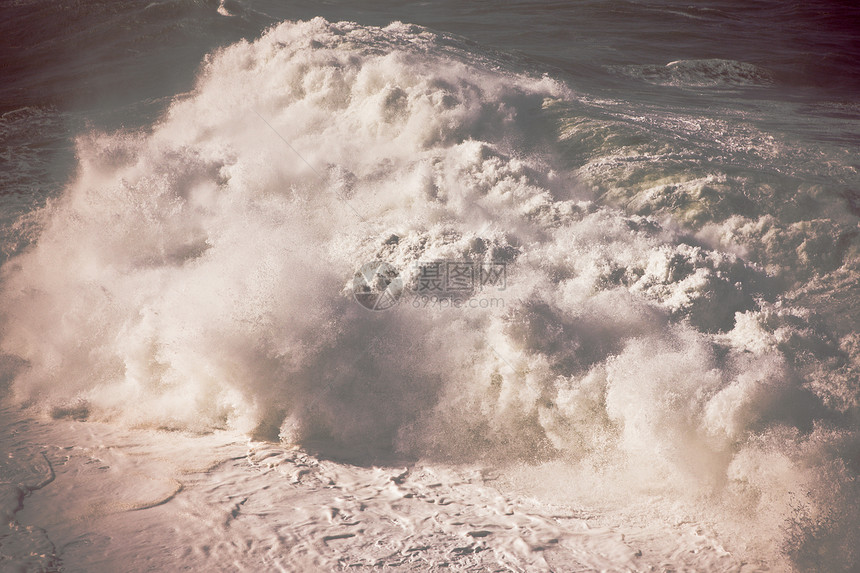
[1,16,858,571]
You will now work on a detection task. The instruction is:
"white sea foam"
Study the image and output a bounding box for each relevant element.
[1,18,857,569]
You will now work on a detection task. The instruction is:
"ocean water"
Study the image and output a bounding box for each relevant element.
[1,1,859,571]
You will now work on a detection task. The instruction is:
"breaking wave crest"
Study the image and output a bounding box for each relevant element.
[1,18,858,569]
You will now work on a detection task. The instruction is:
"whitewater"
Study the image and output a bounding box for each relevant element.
[1,5,859,572]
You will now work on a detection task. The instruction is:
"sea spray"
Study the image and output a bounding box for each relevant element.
[1,18,857,569]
